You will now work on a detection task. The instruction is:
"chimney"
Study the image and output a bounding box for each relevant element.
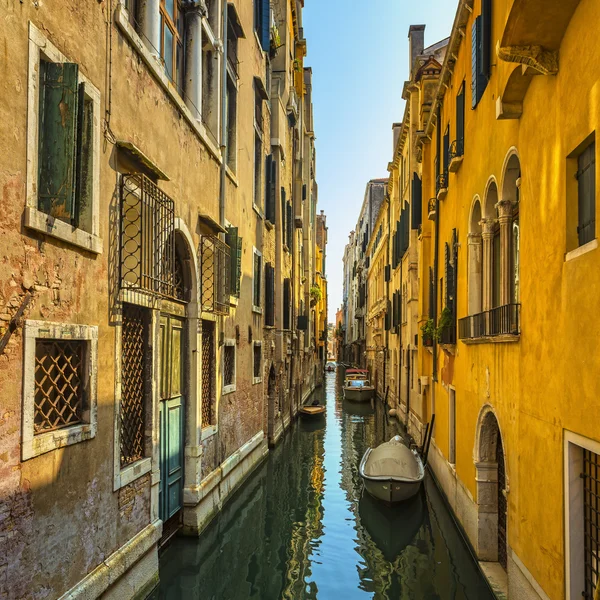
[392,123,402,154]
[408,25,426,73]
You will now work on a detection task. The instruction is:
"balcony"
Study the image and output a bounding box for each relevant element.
[448,139,464,172]
[436,172,448,200]
[458,304,521,341]
[428,198,437,221]
[438,325,457,346]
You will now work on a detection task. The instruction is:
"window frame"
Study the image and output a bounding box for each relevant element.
[22,320,98,461]
[222,339,237,395]
[252,247,263,313]
[25,24,102,254]
[159,0,185,91]
[577,140,596,248]
[252,341,263,384]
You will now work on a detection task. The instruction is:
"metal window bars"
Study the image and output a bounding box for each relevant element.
[34,340,85,434]
[120,303,148,467]
[200,235,231,315]
[201,320,215,428]
[120,173,177,300]
[253,344,261,379]
[458,304,521,339]
[449,138,464,161]
[583,449,600,599]
[223,345,235,387]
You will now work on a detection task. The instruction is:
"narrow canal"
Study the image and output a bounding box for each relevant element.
[152,372,494,599]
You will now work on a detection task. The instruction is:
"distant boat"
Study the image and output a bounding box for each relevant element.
[343,378,375,402]
[359,436,425,504]
[299,404,326,417]
[325,362,336,372]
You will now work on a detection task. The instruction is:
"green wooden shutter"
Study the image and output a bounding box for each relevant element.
[260,0,270,52]
[456,85,465,154]
[225,227,238,297]
[38,62,79,222]
[265,154,276,224]
[74,84,93,230]
[236,236,242,296]
[471,19,479,108]
[412,174,422,230]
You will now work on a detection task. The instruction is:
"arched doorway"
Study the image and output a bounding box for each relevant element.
[475,407,508,568]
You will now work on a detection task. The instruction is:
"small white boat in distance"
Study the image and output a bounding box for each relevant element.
[359,436,425,504]
[343,378,375,402]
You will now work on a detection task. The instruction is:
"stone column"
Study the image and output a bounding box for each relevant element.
[496,199,514,307]
[467,232,483,315]
[480,219,495,311]
[140,0,161,60]
[185,7,204,120]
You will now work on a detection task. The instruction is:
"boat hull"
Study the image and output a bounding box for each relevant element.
[362,477,422,504]
[343,386,375,402]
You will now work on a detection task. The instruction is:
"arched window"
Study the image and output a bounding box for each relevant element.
[483,181,499,310]
[501,153,521,306]
[468,198,483,315]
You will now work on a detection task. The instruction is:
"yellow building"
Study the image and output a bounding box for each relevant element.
[414,1,600,599]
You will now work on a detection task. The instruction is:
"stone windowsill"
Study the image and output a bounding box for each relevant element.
[461,334,520,345]
[565,238,597,262]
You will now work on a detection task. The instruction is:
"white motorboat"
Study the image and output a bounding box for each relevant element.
[343,378,375,402]
[359,436,425,504]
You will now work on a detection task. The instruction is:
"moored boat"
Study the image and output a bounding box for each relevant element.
[359,436,425,503]
[299,404,326,417]
[343,378,375,402]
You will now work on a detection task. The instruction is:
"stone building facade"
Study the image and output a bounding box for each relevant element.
[0,0,323,598]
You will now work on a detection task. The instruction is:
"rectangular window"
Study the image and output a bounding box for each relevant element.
[120,303,150,467]
[283,278,291,330]
[456,82,465,155]
[253,248,262,310]
[223,342,236,393]
[449,388,456,464]
[225,226,242,298]
[254,131,263,212]
[265,155,276,224]
[265,262,275,326]
[578,141,596,247]
[471,15,488,108]
[34,340,86,434]
[254,0,270,52]
[201,320,216,427]
[225,75,237,171]
[253,342,262,383]
[159,0,184,92]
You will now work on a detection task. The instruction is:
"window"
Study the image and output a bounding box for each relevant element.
[456,82,465,156]
[511,193,520,303]
[201,320,216,428]
[254,131,263,212]
[202,42,219,144]
[492,224,501,308]
[26,26,102,254]
[253,248,262,311]
[254,0,270,52]
[253,342,262,384]
[449,388,456,465]
[200,235,231,315]
[124,0,138,27]
[265,263,275,326]
[265,155,276,224]
[225,75,238,171]
[471,3,491,109]
[283,278,291,330]
[22,320,98,460]
[225,226,242,298]
[577,141,596,247]
[286,199,293,249]
[159,0,184,92]
[223,341,236,394]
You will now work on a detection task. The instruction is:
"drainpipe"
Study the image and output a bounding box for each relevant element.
[384,195,390,405]
[219,1,228,229]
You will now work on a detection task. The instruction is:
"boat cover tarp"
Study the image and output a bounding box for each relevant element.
[364,437,422,481]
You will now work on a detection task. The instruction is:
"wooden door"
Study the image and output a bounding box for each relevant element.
[159,314,185,523]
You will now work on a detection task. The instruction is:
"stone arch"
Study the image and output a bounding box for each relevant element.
[482,179,500,310]
[173,217,199,305]
[474,405,508,568]
[483,177,499,220]
[468,196,483,315]
[500,150,521,305]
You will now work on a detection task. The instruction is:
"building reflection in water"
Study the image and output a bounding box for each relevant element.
[152,373,493,600]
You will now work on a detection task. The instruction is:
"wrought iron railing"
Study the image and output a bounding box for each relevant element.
[458,304,521,339]
[436,172,448,195]
[200,235,231,315]
[438,325,457,345]
[428,198,437,219]
[449,139,464,161]
[120,173,177,300]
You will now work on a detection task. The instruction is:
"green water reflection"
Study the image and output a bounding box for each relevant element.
[153,372,494,599]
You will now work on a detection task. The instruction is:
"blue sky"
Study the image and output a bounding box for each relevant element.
[302,1,458,322]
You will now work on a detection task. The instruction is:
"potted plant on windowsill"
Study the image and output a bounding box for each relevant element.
[436,306,454,344]
[421,318,435,347]
[309,284,322,307]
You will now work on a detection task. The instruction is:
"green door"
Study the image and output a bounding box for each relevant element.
[159,315,185,523]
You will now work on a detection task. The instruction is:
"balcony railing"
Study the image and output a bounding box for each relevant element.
[438,325,457,345]
[458,304,521,340]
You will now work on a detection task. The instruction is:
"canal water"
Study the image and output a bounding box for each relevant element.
[152,372,494,599]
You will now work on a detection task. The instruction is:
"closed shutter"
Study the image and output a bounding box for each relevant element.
[38,62,79,222]
[443,127,450,174]
[286,202,293,248]
[283,279,291,329]
[392,228,397,268]
[384,265,391,282]
[471,19,480,108]
[253,253,261,307]
[578,142,596,246]
[384,301,391,331]
[411,174,422,229]
[265,263,275,326]
[481,0,492,79]
[225,227,242,297]
[456,84,465,154]
[260,0,270,52]
[265,155,276,224]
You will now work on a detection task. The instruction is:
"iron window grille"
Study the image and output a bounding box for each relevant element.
[458,304,521,339]
[200,235,231,315]
[223,345,235,387]
[201,320,216,427]
[449,139,464,161]
[34,340,86,434]
[120,303,149,467]
[120,173,177,300]
[583,449,600,599]
[253,251,262,309]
